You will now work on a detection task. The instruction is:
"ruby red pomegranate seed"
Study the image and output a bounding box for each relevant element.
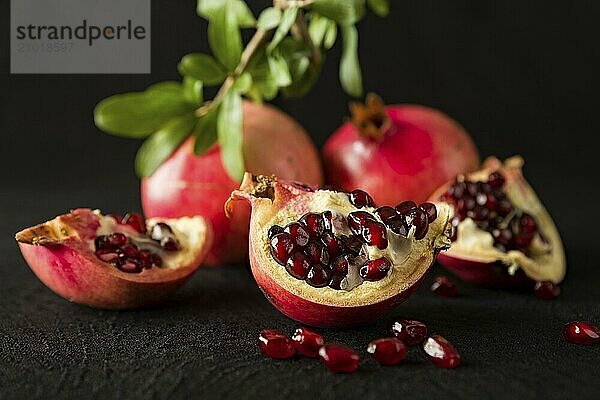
[300,213,325,238]
[349,189,374,208]
[95,249,119,263]
[268,225,284,239]
[121,212,146,233]
[330,255,349,276]
[319,344,360,373]
[431,276,458,297]
[391,319,428,345]
[359,257,391,281]
[321,232,343,259]
[284,222,310,247]
[270,233,295,265]
[367,337,407,366]
[422,334,461,368]
[361,221,388,250]
[534,281,560,300]
[419,202,437,223]
[258,329,296,359]
[291,327,325,358]
[396,200,417,214]
[404,207,429,240]
[347,211,375,234]
[322,210,333,231]
[563,321,600,345]
[374,206,397,224]
[305,241,330,265]
[306,264,331,288]
[286,252,311,280]
[487,171,505,188]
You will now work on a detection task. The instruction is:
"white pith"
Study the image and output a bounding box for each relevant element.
[252,189,453,307]
[441,157,566,284]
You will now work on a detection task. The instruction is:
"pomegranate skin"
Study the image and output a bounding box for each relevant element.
[437,254,533,289]
[142,102,323,266]
[323,103,479,205]
[16,209,212,310]
[251,258,428,328]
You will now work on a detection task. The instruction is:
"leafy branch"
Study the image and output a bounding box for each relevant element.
[94,0,390,180]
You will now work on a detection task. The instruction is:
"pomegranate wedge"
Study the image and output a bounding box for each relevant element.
[16,209,212,309]
[226,174,453,327]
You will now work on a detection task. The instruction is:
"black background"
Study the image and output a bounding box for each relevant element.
[1,1,599,399]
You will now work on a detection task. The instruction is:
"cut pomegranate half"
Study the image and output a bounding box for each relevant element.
[226,174,453,328]
[15,209,212,309]
[430,156,566,288]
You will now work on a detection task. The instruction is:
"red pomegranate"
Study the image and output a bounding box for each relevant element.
[142,102,324,266]
[226,174,453,328]
[323,94,479,205]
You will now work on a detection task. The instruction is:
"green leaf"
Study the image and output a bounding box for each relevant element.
[339,25,363,97]
[283,58,322,98]
[367,0,389,17]
[245,84,264,103]
[94,84,194,138]
[257,7,281,30]
[146,81,183,95]
[193,107,219,155]
[135,113,197,177]
[278,38,312,83]
[323,20,337,49]
[178,53,227,85]
[183,76,204,106]
[198,0,255,27]
[266,7,298,53]
[268,55,292,87]
[208,3,242,71]
[217,91,244,181]
[312,0,365,26]
[230,0,256,28]
[256,79,278,101]
[232,72,253,94]
[308,14,329,47]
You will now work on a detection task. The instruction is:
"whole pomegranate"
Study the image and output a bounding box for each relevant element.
[323,94,479,205]
[142,102,324,266]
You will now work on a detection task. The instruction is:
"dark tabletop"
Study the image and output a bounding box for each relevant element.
[2,0,600,399]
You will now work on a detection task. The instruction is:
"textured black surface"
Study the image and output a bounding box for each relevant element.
[2,0,600,399]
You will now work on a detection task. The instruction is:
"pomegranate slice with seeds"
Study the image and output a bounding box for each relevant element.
[15,209,211,309]
[226,174,453,328]
[430,156,566,289]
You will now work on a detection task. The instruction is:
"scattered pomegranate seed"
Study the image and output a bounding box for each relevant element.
[121,212,146,233]
[563,321,600,345]
[422,334,461,368]
[291,327,325,358]
[534,281,560,300]
[431,276,458,297]
[319,344,360,373]
[349,189,374,208]
[367,337,407,366]
[359,257,391,281]
[258,329,296,359]
[391,319,428,345]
